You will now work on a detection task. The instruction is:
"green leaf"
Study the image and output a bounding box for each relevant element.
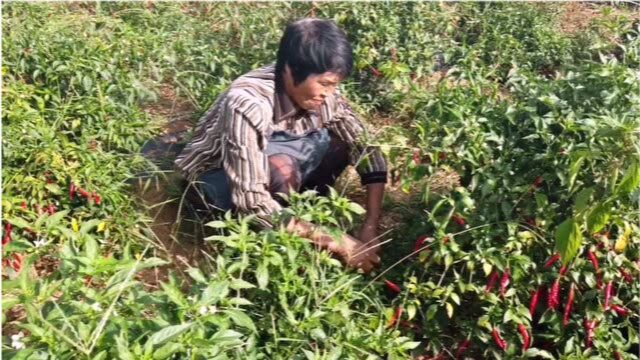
[568,156,585,190]
[153,342,183,360]
[573,187,594,214]
[524,348,555,359]
[147,323,193,346]
[256,264,269,289]
[616,160,640,195]
[160,282,188,307]
[587,202,610,234]
[186,267,207,283]
[206,220,227,229]
[555,219,583,264]
[230,278,255,290]
[84,236,99,261]
[348,202,366,215]
[224,309,257,332]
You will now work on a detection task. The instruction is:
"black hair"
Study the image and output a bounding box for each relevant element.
[275,18,353,93]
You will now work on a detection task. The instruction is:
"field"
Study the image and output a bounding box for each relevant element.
[2,2,640,359]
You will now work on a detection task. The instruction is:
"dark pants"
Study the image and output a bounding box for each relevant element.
[193,129,350,212]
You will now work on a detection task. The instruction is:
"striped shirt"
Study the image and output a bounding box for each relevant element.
[175,64,387,222]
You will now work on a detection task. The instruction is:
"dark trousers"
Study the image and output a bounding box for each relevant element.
[191,130,350,212]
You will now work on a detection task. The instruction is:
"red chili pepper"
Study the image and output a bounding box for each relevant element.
[518,324,531,351]
[10,253,24,273]
[587,250,599,271]
[563,283,575,326]
[371,67,382,77]
[47,204,57,215]
[21,201,27,210]
[77,188,90,198]
[548,278,561,310]
[387,307,404,328]
[604,281,613,310]
[525,218,536,227]
[70,182,76,200]
[544,253,561,269]
[438,152,447,161]
[584,318,597,348]
[442,236,450,244]
[413,150,421,165]
[414,235,428,252]
[492,327,507,351]
[611,304,629,317]
[619,269,633,284]
[3,223,13,246]
[614,351,623,360]
[500,269,511,297]
[485,271,500,293]
[452,214,466,227]
[384,279,401,294]
[529,286,542,318]
[92,192,102,205]
[533,176,543,188]
[559,265,569,276]
[455,338,471,360]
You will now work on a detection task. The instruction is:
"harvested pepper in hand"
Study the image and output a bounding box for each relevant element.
[492,327,507,351]
[563,283,575,326]
[518,324,531,351]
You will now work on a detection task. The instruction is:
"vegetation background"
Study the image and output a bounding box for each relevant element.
[2,2,639,359]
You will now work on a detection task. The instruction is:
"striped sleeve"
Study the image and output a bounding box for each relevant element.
[324,92,388,185]
[222,93,283,226]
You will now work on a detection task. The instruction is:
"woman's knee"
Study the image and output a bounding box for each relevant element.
[268,154,301,194]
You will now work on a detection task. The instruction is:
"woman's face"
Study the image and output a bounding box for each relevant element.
[283,65,342,110]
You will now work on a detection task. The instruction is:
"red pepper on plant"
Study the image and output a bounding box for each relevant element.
[532,176,543,188]
[518,324,531,351]
[485,271,500,293]
[452,214,466,227]
[77,188,90,198]
[9,253,24,273]
[619,269,633,284]
[611,304,629,317]
[455,338,471,360]
[69,182,76,200]
[529,286,543,318]
[384,279,401,294]
[563,283,575,326]
[548,278,561,310]
[614,351,623,360]
[3,223,13,246]
[21,201,27,210]
[500,268,511,298]
[559,265,569,276]
[492,327,507,351]
[414,235,429,252]
[371,67,382,77]
[413,149,421,165]
[584,318,597,348]
[604,281,613,310]
[544,253,561,269]
[387,307,404,328]
[92,192,102,205]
